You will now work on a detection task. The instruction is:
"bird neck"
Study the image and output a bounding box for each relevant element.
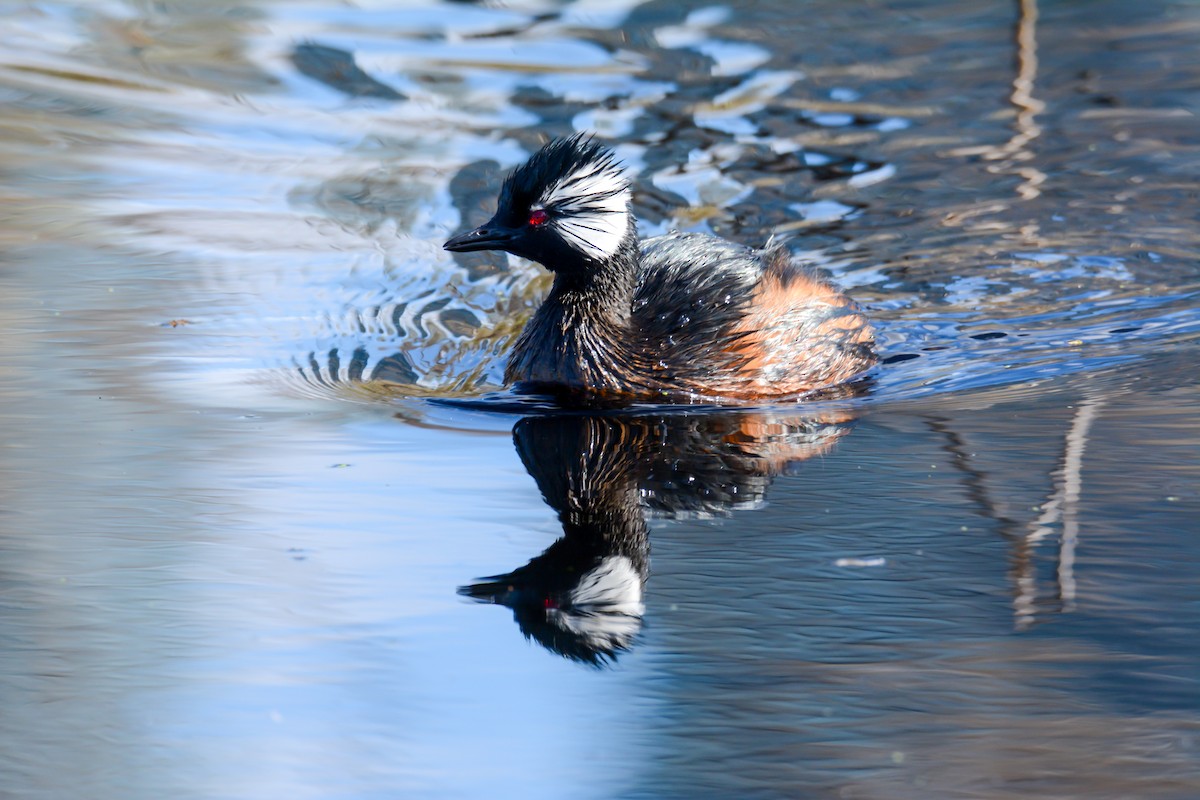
[547,241,639,329]
[506,230,644,395]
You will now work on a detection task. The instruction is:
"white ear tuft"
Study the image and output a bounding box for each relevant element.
[540,160,630,260]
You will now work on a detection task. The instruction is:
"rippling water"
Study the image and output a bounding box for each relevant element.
[2,1,1198,798]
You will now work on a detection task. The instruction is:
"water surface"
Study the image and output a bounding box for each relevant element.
[1,1,1198,798]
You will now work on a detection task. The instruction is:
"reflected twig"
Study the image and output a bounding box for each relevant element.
[925,417,1020,530]
[925,416,1039,623]
[1015,396,1104,627]
[949,0,1047,201]
[929,391,1105,631]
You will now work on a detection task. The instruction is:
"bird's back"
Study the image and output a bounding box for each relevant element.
[632,232,874,400]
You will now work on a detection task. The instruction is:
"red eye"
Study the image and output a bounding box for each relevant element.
[528,209,549,227]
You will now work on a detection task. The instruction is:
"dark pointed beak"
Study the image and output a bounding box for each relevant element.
[443,221,517,253]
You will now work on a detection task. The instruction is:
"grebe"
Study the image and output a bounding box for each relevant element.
[444,134,875,404]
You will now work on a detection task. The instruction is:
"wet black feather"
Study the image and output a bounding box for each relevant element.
[631,231,762,392]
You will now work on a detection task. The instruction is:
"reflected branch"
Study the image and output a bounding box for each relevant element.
[950,0,1047,201]
[988,0,1047,200]
[928,392,1104,631]
[1015,396,1104,627]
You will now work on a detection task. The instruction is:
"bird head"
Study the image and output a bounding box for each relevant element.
[444,134,633,274]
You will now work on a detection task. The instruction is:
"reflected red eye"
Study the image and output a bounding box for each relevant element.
[528,209,549,227]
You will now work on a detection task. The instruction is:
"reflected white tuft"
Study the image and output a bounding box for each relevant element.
[568,555,643,608]
[540,158,630,261]
[548,556,645,652]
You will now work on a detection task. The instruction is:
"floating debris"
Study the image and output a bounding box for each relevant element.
[834,556,887,568]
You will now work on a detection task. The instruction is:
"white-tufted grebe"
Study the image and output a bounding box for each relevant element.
[444,134,875,404]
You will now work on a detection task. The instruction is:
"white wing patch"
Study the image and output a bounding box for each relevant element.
[540,159,630,261]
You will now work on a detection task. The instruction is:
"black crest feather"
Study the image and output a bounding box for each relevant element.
[498,134,627,217]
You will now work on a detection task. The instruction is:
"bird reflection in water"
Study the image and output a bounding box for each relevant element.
[459,407,856,666]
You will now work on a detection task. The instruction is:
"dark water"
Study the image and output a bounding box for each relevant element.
[1,1,1198,797]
